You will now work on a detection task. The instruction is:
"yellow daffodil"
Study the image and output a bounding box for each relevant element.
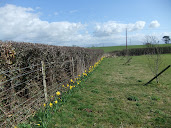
[70,79,73,82]
[67,84,69,87]
[62,85,64,87]
[51,96,53,98]
[54,100,58,104]
[49,102,53,107]
[70,86,73,90]
[83,73,87,76]
[14,126,17,128]
[85,70,86,72]
[56,91,61,96]
[43,103,46,107]
[36,124,40,126]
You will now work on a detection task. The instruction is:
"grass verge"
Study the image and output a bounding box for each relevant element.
[18,54,171,128]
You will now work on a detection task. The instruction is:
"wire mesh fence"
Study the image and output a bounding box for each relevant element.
[0,56,97,127]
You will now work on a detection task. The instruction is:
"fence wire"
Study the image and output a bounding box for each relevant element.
[0,56,97,128]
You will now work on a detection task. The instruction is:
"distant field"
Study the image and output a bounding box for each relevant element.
[90,44,171,53]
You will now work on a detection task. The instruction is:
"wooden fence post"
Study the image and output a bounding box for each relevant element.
[41,61,48,103]
[72,57,75,78]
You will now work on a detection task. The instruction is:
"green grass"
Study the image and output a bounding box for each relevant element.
[90,44,171,53]
[19,54,171,128]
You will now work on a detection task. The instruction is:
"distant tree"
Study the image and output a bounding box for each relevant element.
[162,36,170,44]
[143,36,155,47]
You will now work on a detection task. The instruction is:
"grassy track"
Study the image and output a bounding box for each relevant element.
[90,44,171,53]
[20,54,171,128]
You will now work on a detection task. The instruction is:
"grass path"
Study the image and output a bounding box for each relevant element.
[25,55,171,128]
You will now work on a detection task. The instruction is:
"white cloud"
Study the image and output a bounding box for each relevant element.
[127,21,146,31]
[93,21,146,37]
[149,20,160,28]
[0,4,168,47]
[0,4,86,45]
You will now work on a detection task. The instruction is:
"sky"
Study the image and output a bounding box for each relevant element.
[0,0,171,47]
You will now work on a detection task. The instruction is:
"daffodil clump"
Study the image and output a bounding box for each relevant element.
[42,56,105,108]
[29,56,105,128]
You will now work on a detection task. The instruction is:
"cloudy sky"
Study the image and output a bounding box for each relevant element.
[0,0,171,47]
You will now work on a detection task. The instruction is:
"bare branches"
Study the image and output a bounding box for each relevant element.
[0,41,104,127]
[144,35,162,83]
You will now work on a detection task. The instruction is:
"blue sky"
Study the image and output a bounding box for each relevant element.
[0,0,171,46]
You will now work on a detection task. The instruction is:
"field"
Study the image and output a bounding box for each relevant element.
[20,54,171,128]
[90,44,171,53]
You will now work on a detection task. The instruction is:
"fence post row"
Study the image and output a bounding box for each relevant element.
[41,61,48,103]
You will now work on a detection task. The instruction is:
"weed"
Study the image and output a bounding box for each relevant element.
[91,89,99,94]
[136,103,141,106]
[151,95,160,101]
[127,96,139,101]
[137,80,142,82]
[108,97,115,101]
[155,117,166,124]
[107,91,112,93]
